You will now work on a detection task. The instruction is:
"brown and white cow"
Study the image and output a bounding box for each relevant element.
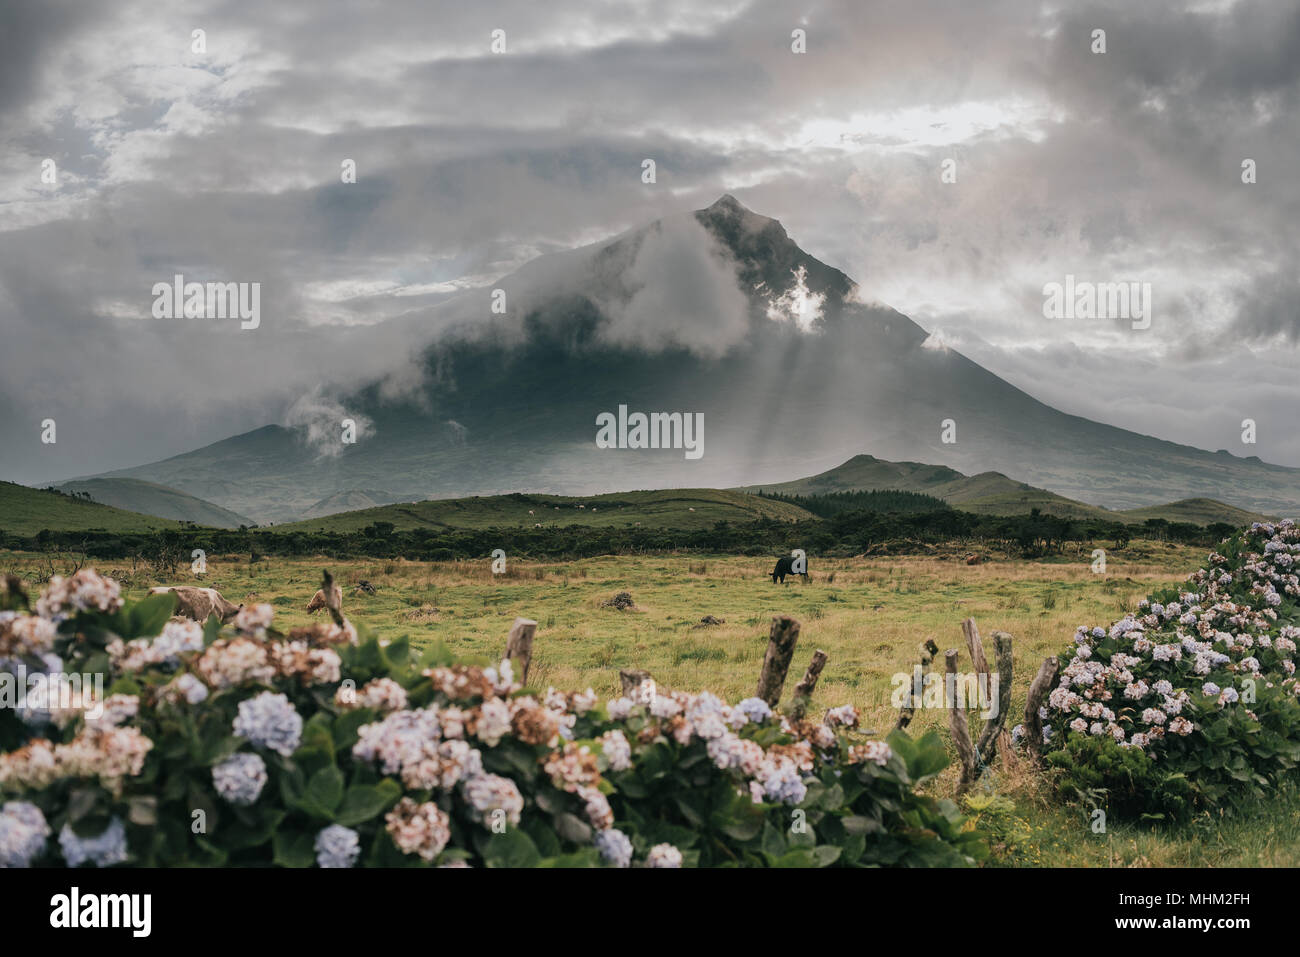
[306,582,343,615]
[149,586,242,624]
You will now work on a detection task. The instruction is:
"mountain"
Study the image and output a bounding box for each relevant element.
[54,478,254,528]
[0,481,181,535]
[740,454,1271,525]
[300,489,407,520]
[270,488,813,534]
[69,195,1300,523]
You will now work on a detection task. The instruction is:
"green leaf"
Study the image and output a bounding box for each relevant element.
[770,849,816,868]
[381,636,410,669]
[840,815,882,836]
[673,794,706,828]
[331,708,374,751]
[301,713,336,758]
[67,787,99,823]
[482,829,541,868]
[203,613,223,646]
[127,796,158,827]
[335,780,400,826]
[525,820,562,857]
[306,765,345,815]
[553,812,592,844]
[127,593,177,640]
[539,848,601,868]
[223,810,285,850]
[888,728,949,782]
[760,822,786,859]
[613,775,648,799]
[273,830,317,868]
[812,845,842,867]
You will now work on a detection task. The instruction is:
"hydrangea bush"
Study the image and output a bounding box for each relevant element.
[1031,521,1300,819]
[0,570,984,868]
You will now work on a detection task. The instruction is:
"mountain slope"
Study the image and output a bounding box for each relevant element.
[300,489,407,520]
[0,482,181,535]
[54,478,254,528]
[71,195,1300,523]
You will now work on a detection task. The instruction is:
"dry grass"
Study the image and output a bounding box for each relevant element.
[9,541,1292,866]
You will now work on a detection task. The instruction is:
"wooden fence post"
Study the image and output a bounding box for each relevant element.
[945,649,978,792]
[976,630,1015,763]
[895,638,940,732]
[1023,657,1060,766]
[787,650,828,721]
[962,617,989,678]
[755,615,801,707]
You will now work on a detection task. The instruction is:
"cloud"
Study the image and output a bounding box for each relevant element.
[1226,271,1300,344]
[0,0,105,118]
[284,391,373,459]
[593,213,751,357]
[0,0,1298,484]
[764,265,825,333]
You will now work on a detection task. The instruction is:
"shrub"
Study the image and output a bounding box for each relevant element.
[1031,520,1300,818]
[1044,733,1194,823]
[0,571,983,868]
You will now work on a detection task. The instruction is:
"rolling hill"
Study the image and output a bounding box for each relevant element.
[54,478,254,528]
[0,482,182,535]
[740,454,1271,526]
[1116,498,1271,527]
[266,489,814,534]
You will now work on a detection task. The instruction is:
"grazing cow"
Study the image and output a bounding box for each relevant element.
[771,555,809,584]
[149,586,242,624]
[307,582,343,614]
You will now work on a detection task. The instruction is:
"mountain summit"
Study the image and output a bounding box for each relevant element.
[76,198,1300,523]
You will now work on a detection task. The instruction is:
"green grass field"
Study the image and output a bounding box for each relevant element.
[0,481,181,535]
[267,488,814,533]
[10,536,1297,865]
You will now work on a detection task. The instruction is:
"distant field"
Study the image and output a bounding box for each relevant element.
[0,481,180,535]
[266,488,814,533]
[7,538,1298,865]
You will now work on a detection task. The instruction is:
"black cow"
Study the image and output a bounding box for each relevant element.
[771,555,808,584]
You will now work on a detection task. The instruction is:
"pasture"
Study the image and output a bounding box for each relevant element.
[6,540,1300,866]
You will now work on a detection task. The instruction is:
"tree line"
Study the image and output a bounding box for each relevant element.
[2,507,1237,564]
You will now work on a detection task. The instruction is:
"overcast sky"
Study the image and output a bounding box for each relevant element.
[1,0,1298,484]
